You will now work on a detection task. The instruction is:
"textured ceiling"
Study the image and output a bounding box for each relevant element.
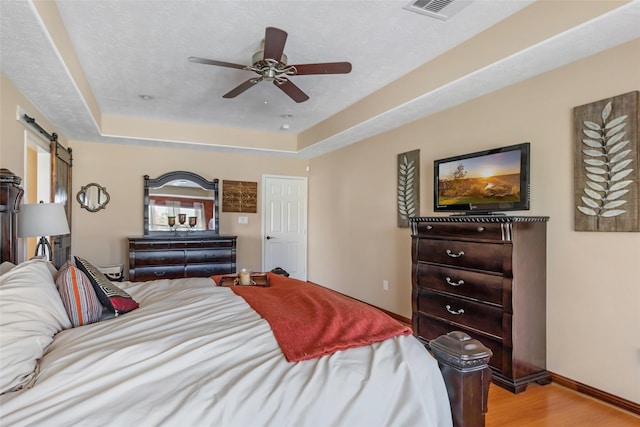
[1,0,639,158]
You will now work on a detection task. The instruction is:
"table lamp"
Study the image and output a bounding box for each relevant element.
[18,202,70,260]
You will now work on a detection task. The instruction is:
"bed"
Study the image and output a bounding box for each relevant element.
[0,169,491,427]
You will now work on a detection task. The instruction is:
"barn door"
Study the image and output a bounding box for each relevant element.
[50,139,72,268]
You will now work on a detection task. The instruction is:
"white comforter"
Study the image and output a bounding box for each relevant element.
[1,277,452,427]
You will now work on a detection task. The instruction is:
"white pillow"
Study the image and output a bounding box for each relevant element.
[0,259,72,394]
[28,256,58,279]
[0,261,16,276]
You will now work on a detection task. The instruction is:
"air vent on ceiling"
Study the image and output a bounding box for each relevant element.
[403,0,472,21]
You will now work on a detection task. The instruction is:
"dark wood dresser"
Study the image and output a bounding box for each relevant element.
[0,169,24,264]
[410,216,550,393]
[128,235,237,282]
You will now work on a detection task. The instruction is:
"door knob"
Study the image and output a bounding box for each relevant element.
[266,235,276,240]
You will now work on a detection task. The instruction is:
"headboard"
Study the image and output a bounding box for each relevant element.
[0,169,24,264]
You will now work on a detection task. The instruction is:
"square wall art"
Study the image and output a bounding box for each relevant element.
[222,180,257,213]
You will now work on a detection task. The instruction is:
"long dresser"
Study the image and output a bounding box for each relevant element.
[128,235,237,282]
[410,216,550,393]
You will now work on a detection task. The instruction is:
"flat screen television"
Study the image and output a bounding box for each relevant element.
[434,142,530,215]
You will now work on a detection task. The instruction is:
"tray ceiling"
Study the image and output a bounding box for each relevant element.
[1,0,638,158]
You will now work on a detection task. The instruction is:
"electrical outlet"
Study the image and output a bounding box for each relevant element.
[383,280,389,291]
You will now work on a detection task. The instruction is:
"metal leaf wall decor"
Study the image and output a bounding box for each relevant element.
[397,149,419,227]
[574,91,639,232]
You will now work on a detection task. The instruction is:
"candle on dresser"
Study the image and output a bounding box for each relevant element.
[238,268,251,285]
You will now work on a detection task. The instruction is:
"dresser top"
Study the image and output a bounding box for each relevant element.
[128,234,237,241]
[410,216,549,223]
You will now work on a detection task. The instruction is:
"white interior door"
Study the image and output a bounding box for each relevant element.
[262,175,307,281]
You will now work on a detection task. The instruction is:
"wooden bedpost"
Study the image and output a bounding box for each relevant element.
[429,331,492,427]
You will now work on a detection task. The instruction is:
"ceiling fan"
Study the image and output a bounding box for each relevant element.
[188,27,352,103]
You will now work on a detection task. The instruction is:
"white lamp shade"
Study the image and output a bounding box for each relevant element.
[18,203,70,238]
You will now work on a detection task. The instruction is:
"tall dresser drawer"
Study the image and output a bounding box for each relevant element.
[414,222,505,241]
[417,290,503,338]
[416,263,505,306]
[417,239,510,273]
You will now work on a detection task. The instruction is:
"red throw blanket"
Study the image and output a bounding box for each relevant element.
[212,273,411,362]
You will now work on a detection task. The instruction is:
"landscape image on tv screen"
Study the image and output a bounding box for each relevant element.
[438,150,521,206]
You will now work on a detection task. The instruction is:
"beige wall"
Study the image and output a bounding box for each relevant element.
[1,74,306,272]
[69,141,308,272]
[308,39,640,403]
[0,74,67,179]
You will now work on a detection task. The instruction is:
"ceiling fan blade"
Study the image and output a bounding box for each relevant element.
[292,62,352,75]
[274,79,309,103]
[263,27,288,62]
[223,78,262,98]
[188,56,246,70]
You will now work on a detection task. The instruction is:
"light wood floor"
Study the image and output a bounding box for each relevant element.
[486,383,640,426]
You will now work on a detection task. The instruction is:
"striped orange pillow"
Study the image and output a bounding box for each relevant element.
[55,262,103,327]
[74,257,138,315]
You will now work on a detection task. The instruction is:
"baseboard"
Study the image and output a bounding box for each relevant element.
[550,372,640,416]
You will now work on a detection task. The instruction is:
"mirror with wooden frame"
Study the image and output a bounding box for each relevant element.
[77,183,110,213]
[144,171,219,235]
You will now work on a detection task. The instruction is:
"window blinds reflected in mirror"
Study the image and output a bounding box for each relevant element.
[148,198,211,232]
[143,172,219,235]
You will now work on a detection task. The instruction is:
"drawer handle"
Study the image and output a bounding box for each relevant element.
[153,271,166,277]
[477,227,485,232]
[446,305,465,315]
[445,277,464,287]
[446,249,465,258]
[426,225,433,230]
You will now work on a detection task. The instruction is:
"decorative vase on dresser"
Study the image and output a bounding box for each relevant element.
[410,216,550,393]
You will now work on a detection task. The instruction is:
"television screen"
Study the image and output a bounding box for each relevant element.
[434,142,530,214]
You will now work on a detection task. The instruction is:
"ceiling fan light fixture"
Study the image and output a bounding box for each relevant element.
[188,26,351,102]
[264,68,277,81]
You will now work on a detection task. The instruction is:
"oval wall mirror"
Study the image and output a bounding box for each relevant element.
[77,183,110,212]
